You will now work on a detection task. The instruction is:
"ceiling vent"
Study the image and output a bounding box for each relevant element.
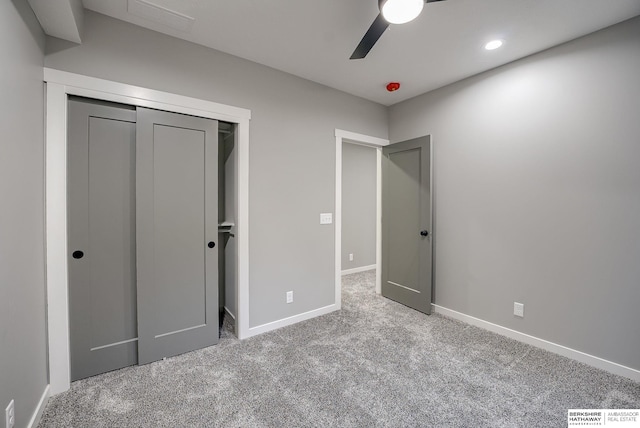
[127,0,195,33]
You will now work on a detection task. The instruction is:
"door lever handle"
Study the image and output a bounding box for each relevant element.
[420,230,429,237]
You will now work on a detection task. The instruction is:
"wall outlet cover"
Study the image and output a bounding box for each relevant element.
[514,302,524,318]
[286,291,293,304]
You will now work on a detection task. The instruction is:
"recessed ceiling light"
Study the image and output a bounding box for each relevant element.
[485,40,504,51]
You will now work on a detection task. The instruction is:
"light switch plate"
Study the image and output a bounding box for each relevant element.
[320,213,332,225]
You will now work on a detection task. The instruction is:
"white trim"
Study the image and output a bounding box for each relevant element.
[335,134,342,310]
[224,306,236,321]
[236,116,250,340]
[341,264,377,276]
[43,69,251,121]
[429,137,435,309]
[335,129,389,147]
[246,304,338,338]
[432,304,640,382]
[44,68,251,394]
[335,129,388,306]
[45,82,71,394]
[375,149,382,295]
[26,385,50,428]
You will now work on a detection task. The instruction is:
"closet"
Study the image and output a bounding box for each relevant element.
[218,122,237,325]
[67,96,236,381]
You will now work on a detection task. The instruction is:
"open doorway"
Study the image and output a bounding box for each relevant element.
[341,141,378,298]
[341,142,377,276]
[334,130,389,308]
[335,131,434,315]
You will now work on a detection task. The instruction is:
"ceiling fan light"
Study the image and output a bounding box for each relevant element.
[381,0,424,24]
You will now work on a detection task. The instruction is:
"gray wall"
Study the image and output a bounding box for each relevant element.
[45,11,388,328]
[342,143,377,270]
[0,1,48,427]
[389,17,640,370]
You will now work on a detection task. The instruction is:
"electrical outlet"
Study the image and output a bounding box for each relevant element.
[349,253,354,262]
[6,399,15,428]
[514,302,524,318]
[286,291,293,304]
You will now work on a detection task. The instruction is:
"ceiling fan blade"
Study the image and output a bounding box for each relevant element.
[350,13,390,60]
[349,0,445,60]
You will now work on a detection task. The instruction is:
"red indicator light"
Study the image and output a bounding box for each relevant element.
[386,82,400,92]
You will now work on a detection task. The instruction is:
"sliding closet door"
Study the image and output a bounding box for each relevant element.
[68,98,138,381]
[136,108,219,365]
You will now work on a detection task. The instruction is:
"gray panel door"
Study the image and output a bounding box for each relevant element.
[136,107,219,365]
[382,136,432,314]
[68,98,138,381]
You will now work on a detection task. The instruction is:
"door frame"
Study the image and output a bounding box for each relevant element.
[45,68,251,395]
[335,130,435,310]
[334,129,389,307]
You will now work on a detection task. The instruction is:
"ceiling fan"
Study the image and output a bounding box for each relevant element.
[350,0,446,59]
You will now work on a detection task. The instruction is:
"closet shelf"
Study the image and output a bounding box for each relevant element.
[218,222,235,235]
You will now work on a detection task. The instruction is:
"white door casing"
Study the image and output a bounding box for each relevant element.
[45,68,251,394]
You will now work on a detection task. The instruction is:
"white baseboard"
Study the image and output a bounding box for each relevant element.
[341,264,376,276]
[432,304,640,382]
[246,304,338,338]
[224,306,236,320]
[27,384,50,428]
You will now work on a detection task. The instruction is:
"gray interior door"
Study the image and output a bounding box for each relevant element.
[68,97,138,381]
[382,136,432,314]
[136,107,219,365]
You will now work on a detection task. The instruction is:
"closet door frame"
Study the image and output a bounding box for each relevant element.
[44,68,251,395]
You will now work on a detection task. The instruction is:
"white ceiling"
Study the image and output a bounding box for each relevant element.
[81,0,640,106]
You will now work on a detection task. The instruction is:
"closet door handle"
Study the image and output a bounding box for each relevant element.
[420,230,429,237]
[207,241,216,249]
[72,250,84,259]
